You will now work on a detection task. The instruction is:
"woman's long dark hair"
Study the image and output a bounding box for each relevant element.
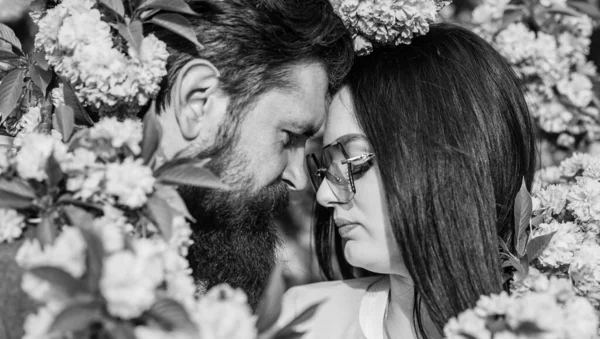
[315,23,536,336]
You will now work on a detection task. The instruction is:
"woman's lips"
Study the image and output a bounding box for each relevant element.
[335,218,360,238]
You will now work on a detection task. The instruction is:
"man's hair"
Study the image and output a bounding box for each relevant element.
[153,0,353,116]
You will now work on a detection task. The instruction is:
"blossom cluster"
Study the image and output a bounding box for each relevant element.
[527,152,600,309]
[471,0,599,149]
[444,272,598,339]
[330,0,450,55]
[34,0,168,109]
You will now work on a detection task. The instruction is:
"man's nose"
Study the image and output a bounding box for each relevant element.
[281,147,309,191]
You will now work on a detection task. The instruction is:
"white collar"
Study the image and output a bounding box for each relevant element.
[359,276,390,339]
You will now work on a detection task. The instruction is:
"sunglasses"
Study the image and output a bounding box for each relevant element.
[306,138,375,203]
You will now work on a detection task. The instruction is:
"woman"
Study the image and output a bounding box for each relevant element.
[274,23,536,339]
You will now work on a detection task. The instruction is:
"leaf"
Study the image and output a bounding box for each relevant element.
[273,328,307,339]
[505,256,527,279]
[274,302,323,338]
[48,300,102,335]
[155,159,229,189]
[546,5,582,17]
[140,0,200,16]
[0,178,35,209]
[45,152,64,188]
[141,102,162,166]
[149,13,203,48]
[112,323,137,339]
[154,184,195,221]
[78,226,105,294]
[54,103,75,142]
[513,179,532,257]
[531,213,545,228]
[526,232,556,263]
[145,298,197,333]
[0,68,25,123]
[0,50,18,61]
[32,51,49,70]
[29,266,85,294]
[36,215,57,246]
[0,23,22,53]
[61,78,93,125]
[498,236,511,254]
[117,21,143,55]
[146,191,176,240]
[100,0,125,17]
[569,1,600,19]
[29,64,52,97]
[256,265,285,332]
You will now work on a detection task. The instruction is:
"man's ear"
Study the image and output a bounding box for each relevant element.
[172,59,228,141]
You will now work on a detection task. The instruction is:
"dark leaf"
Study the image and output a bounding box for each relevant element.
[0,49,18,61]
[0,68,25,123]
[62,205,96,227]
[278,302,323,333]
[0,23,22,53]
[145,298,197,333]
[100,0,125,17]
[149,13,202,48]
[113,323,137,339]
[498,236,511,254]
[0,178,35,209]
[48,300,102,335]
[32,51,49,70]
[36,215,57,246]
[117,21,143,55]
[141,102,162,166]
[140,0,200,16]
[546,5,582,16]
[155,159,229,189]
[62,78,93,125]
[146,191,175,240]
[256,265,285,332]
[514,178,532,257]
[154,184,194,222]
[76,223,105,294]
[45,152,64,189]
[569,1,600,19]
[526,232,556,263]
[531,213,545,228]
[504,255,526,278]
[29,64,52,97]
[29,266,85,294]
[273,328,307,339]
[55,103,75,142]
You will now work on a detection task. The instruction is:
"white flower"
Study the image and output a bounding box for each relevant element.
[100,238,165,319]
[170,216,193,256]
[51,83,65,107]
[105,157,155,208]
[474,291,513,316]
[0,208,25,243]
[568,177,600,222]
[134,326,196,339]
[15,133,67,181]
[15,226,87,278]
[193,284,258,339]
[583,157,600,180]
[534,184,569,215]
[505,293,564,333]
[563,297,599,338]
[89,118,143,155]
[557,73,593,108]
[532,221,580,268]
[569,243,600,307]
[560,153,592,177]
[22,304,63,339]
[443,308,491,339]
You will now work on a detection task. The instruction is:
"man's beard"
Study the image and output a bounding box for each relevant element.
[179,142,290,310]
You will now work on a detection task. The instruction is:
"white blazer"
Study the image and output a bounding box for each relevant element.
[272,276,390,339]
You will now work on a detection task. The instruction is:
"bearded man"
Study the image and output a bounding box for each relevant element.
[152,0,353,309]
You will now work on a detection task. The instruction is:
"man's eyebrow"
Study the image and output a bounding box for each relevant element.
[290,120,318,138]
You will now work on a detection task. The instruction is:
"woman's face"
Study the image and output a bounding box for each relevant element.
[315,87,406,275]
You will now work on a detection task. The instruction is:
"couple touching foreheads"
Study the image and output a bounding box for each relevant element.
[151,0,536,338]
